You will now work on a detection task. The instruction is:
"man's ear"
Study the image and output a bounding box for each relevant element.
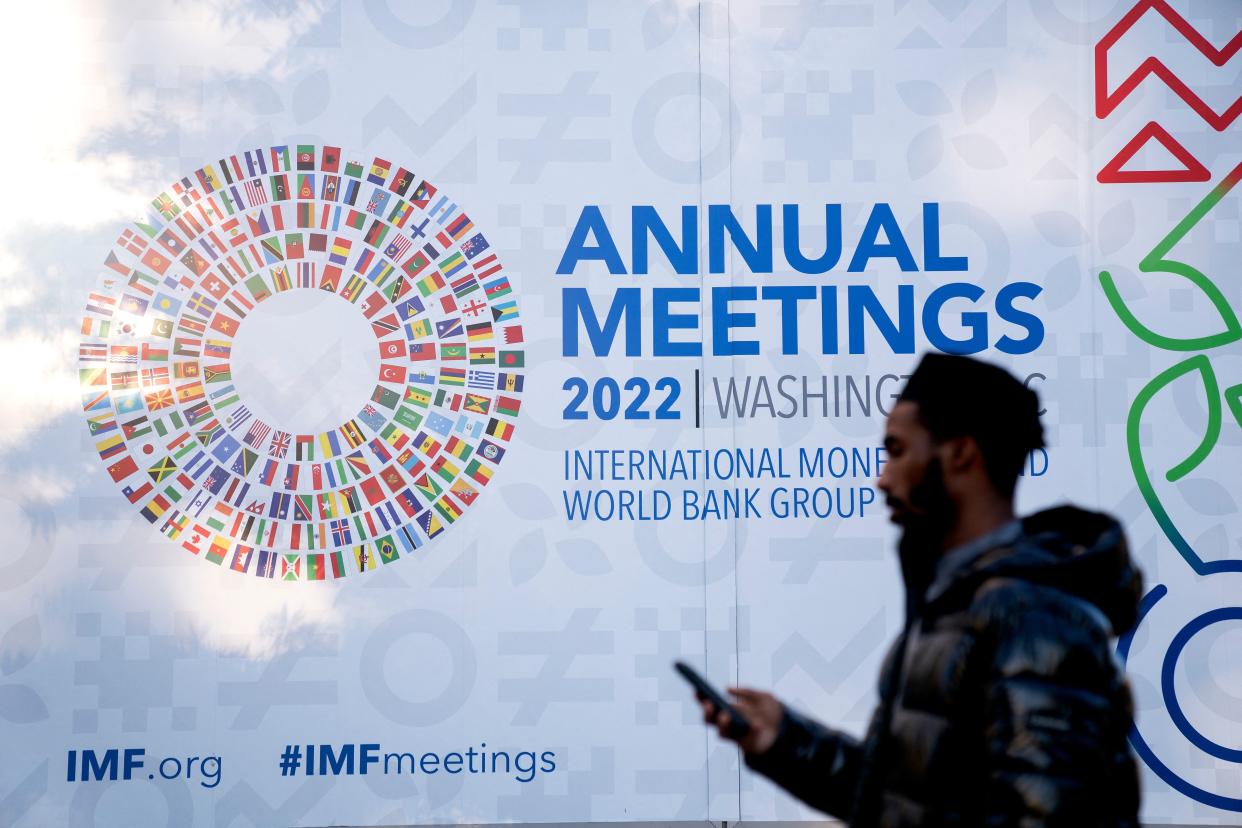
[941,434,981,476]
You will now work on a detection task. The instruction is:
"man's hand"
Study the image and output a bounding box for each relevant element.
[699,687,783,755]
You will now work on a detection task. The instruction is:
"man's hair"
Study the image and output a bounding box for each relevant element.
[898,353,1045,497]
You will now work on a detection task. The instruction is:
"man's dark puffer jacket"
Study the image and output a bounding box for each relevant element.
[747,506,1144,827]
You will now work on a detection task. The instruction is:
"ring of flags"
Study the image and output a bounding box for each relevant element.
[79,145,526,582]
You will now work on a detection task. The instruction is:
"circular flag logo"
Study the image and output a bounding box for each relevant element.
[79,145,525,580]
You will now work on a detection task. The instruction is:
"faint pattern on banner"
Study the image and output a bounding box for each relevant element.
[769,522,885,585]
[759,0,873,49]
[360,608,476,725]
[761,70,876,184]
[635,742,734,818]
[361,1,476,49]
[499,72,612,184]
[632,73,738,183]
[498,746,614,820]
[359,77,480,184]
[894,0,1007,49]
[633,605,750,726]
[633,520,747,586]
[77,496,193,591]
[217,634,339,730]
[498,608,615,725]
[215,778,331,828]
[1,614,49,726]
[0,761,48,828]
[0,495,53,594]
[497,0,610,51]
[73,611,198,734]
[69,778,192,828]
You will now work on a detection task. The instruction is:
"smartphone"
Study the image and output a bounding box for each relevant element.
[674,660,751,739]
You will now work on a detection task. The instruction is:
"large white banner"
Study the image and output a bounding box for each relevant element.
[1,1,1240,825]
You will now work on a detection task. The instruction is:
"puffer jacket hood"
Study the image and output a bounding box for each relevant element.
[932,505,1143,635]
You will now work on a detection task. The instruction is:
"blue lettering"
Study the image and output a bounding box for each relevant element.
[847,284,914,353]
[760,285,816,354]
[994,281,1044,354]
[848,203,917,272]
[712,286,760,355]
[562,287,641,356]
[923,282,987,354]
[922,203,968,271]
[783,204,843,273]
[634,205,697,274]
[709,204,772,273]
[652,288,701,356]
[557,206,626,274]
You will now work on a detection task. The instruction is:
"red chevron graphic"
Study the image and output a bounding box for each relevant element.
[1096,121,1211,183]
[1095,0,1242,131]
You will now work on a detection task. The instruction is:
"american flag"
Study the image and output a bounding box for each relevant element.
[244,419,272,448]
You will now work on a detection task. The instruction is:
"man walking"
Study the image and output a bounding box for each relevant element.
[698,353,1143,827]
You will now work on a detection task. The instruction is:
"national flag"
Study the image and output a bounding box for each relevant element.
[430,454,459,482]
[469,346,495,365]
[415,270,445,297]
[106,454,138,482]
[477,437,507,463]
[425,412,454,436]
[450,272,479,298]
[483,275,512,299]
[496,395,521,417]
[444,436,472,461]
[433,495,461,524]
[467,369,496,390]
[416,509,443,538]
[210,314,240,336]
[394,405,423,432]
[479,417,509,444]
[463,393,490,415]
[438,366,465,386]
[358,403,386,431]
[307,553,325,580]
[254,550,277,578]
[435,317,463,339]
[371,385,399,409]
[498,350,524,369]
[404,386,431,408]
[371,312,400,339]
[367,157,391,184]
[450,477,479,506]
[497,372,524,392]
[268,430,291,458]
[491,299,519,322]
[121,481,154,503]
[464,458,493,485]
[405,319,432,340]
[321,146,341,172]
[378,364,406,384]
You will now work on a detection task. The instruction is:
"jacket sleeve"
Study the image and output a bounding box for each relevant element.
[977,591,1138,827]
[743,705,864,818]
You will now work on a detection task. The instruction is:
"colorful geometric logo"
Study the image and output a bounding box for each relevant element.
[1102,160,1242,810]
[79,145,525,581]
[1095,0,1241,184]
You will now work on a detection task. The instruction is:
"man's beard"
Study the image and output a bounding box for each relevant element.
[893,456,957,610]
